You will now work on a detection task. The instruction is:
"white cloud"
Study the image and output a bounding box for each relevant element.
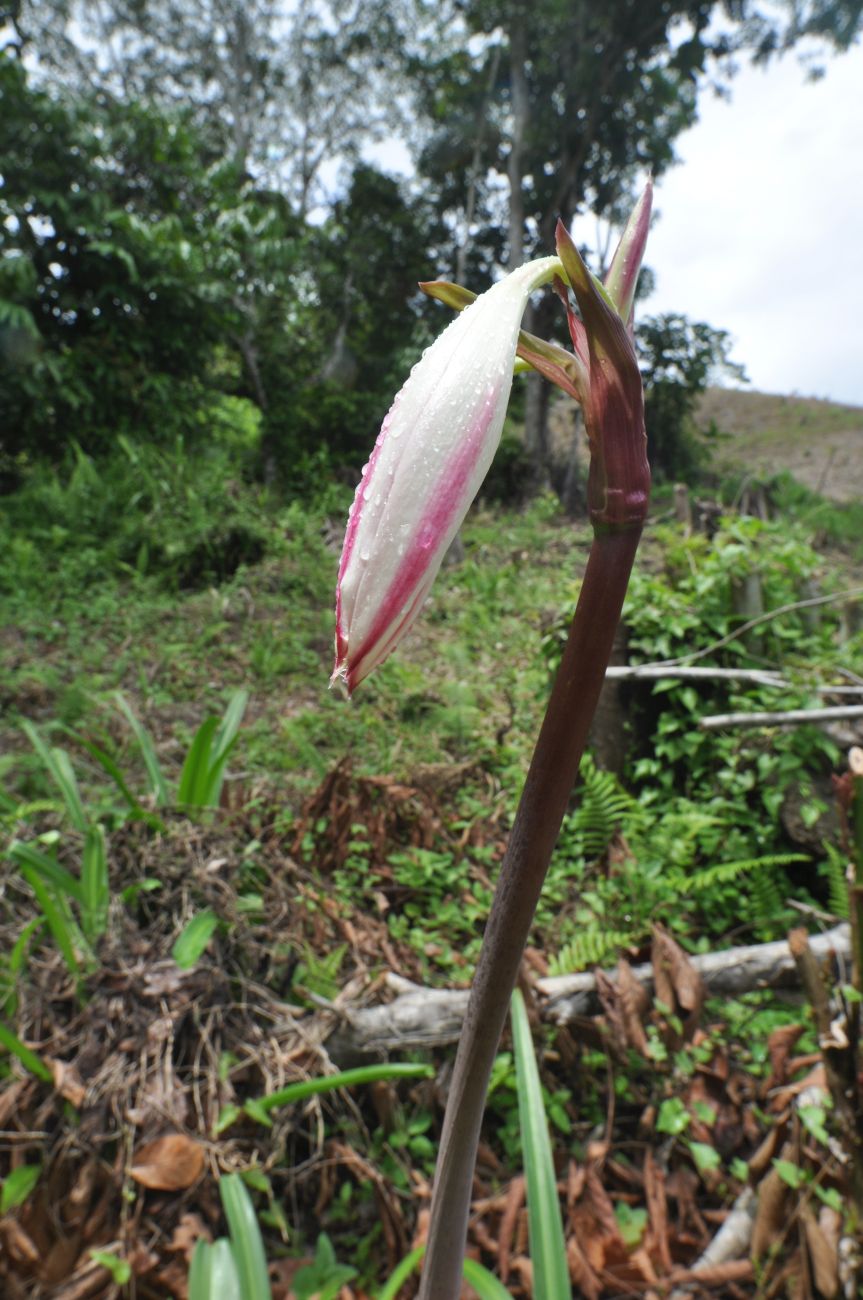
[645,43,863,405]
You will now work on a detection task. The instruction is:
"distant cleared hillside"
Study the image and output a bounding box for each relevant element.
[696,387,863,502]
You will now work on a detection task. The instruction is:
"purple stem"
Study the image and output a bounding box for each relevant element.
[417,524,644,1300]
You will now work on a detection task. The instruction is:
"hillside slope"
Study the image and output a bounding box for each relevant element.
[697,387,863,501]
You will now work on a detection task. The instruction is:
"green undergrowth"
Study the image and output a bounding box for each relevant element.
[3,440,859,989]
[758,471,863,561]
[2,436,861,1287]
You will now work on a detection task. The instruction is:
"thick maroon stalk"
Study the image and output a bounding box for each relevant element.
[417,524,643,1300]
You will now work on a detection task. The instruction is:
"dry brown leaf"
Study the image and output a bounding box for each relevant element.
[168,1212,210,1262]
[651,926,704,1041]
[751,1160,792,1260]
[40,1233,83,1286]
[801,1207,839,1299]
[497,1176,525,1283]
[566,1235,602,1300]
[0,1080,28,1129]
[571,1166,626,1271]
[643,1149,673,1274]
[154,1257,191,1300]
[595,969,629,1056]
[128,1242,160,1276]
[49,1258,113,1300]
[630,1244,660,1286]
[566,1159,587,1208]
[49,1058,86,1108]
[748,1119,785,1179]
[64,1161,98,1227]
[618,959,650,1056]
[0,1219,40,1266]
[130,1134,205,1191]
[772,1062,828,1113]
[766,1024,805,1089]
[508,1256,533,1295]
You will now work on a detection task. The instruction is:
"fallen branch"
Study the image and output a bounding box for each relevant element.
[638,584,863,669]
[324,925,850,1057]
[668,1189,756,1299]
[700,705,863,730]
[605,665,787,686]
[605,664,863,695]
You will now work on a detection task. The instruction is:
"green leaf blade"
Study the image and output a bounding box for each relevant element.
[172,908,220,969]
[510,989,569,1300]
[219,1173,272,1300]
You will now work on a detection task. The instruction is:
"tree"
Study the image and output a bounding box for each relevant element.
[15,0,408,215]
[0,53,239,472]
[413,0,863,483]
[637,312,747,480]
[254,164,444,475]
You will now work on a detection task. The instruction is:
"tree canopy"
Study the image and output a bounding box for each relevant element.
[2,0,861,485]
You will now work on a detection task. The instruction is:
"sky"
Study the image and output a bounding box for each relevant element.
[640,42,863,406]
[368,39,863,407]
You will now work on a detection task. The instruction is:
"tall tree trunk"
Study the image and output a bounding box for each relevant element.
[522,291,555,490]
[506,9,528,271]
[455,43,501,284]
[505,9,553,494]
[235,330,278,487]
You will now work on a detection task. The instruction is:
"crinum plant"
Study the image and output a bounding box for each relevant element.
[334,184,652,1299]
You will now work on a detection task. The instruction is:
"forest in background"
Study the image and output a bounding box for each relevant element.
[4,0,861,498]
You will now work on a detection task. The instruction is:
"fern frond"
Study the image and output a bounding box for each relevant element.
[570,754,643,861]
[549,925,636,975]
[687,853,808,896]
[821,844,850,920]
[749,867,786,924]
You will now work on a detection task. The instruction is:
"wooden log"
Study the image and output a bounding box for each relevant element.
[324,925,850,1059]
[700,705,863,730]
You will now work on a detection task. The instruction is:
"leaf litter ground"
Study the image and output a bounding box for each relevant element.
[0,756,852,1298]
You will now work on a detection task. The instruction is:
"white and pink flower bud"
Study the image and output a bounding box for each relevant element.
[333,256,561,693]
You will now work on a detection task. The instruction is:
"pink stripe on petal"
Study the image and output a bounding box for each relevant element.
[346,386,500,682]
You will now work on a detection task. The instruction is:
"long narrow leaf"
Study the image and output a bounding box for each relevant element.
[8,841,85,904]
[377,1245,425,1300]
[462,1258,517,1300]
[20,866,87,980]
[211,690,248,769]
[81,825,109,942]
[197,742,237,808]
[0,1020,53,1082]
[189,1239,241,1300]
[22,722,88,831]
[73,732,143,812]
[245,1062,434,1122]
[177,717,219,807]
[114,693,170,806]
[195,690,248,808]
[219,1173,271,1300]
[1,918,44,1015]
[511,988,570,1300]
[377,1247,515,1300]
